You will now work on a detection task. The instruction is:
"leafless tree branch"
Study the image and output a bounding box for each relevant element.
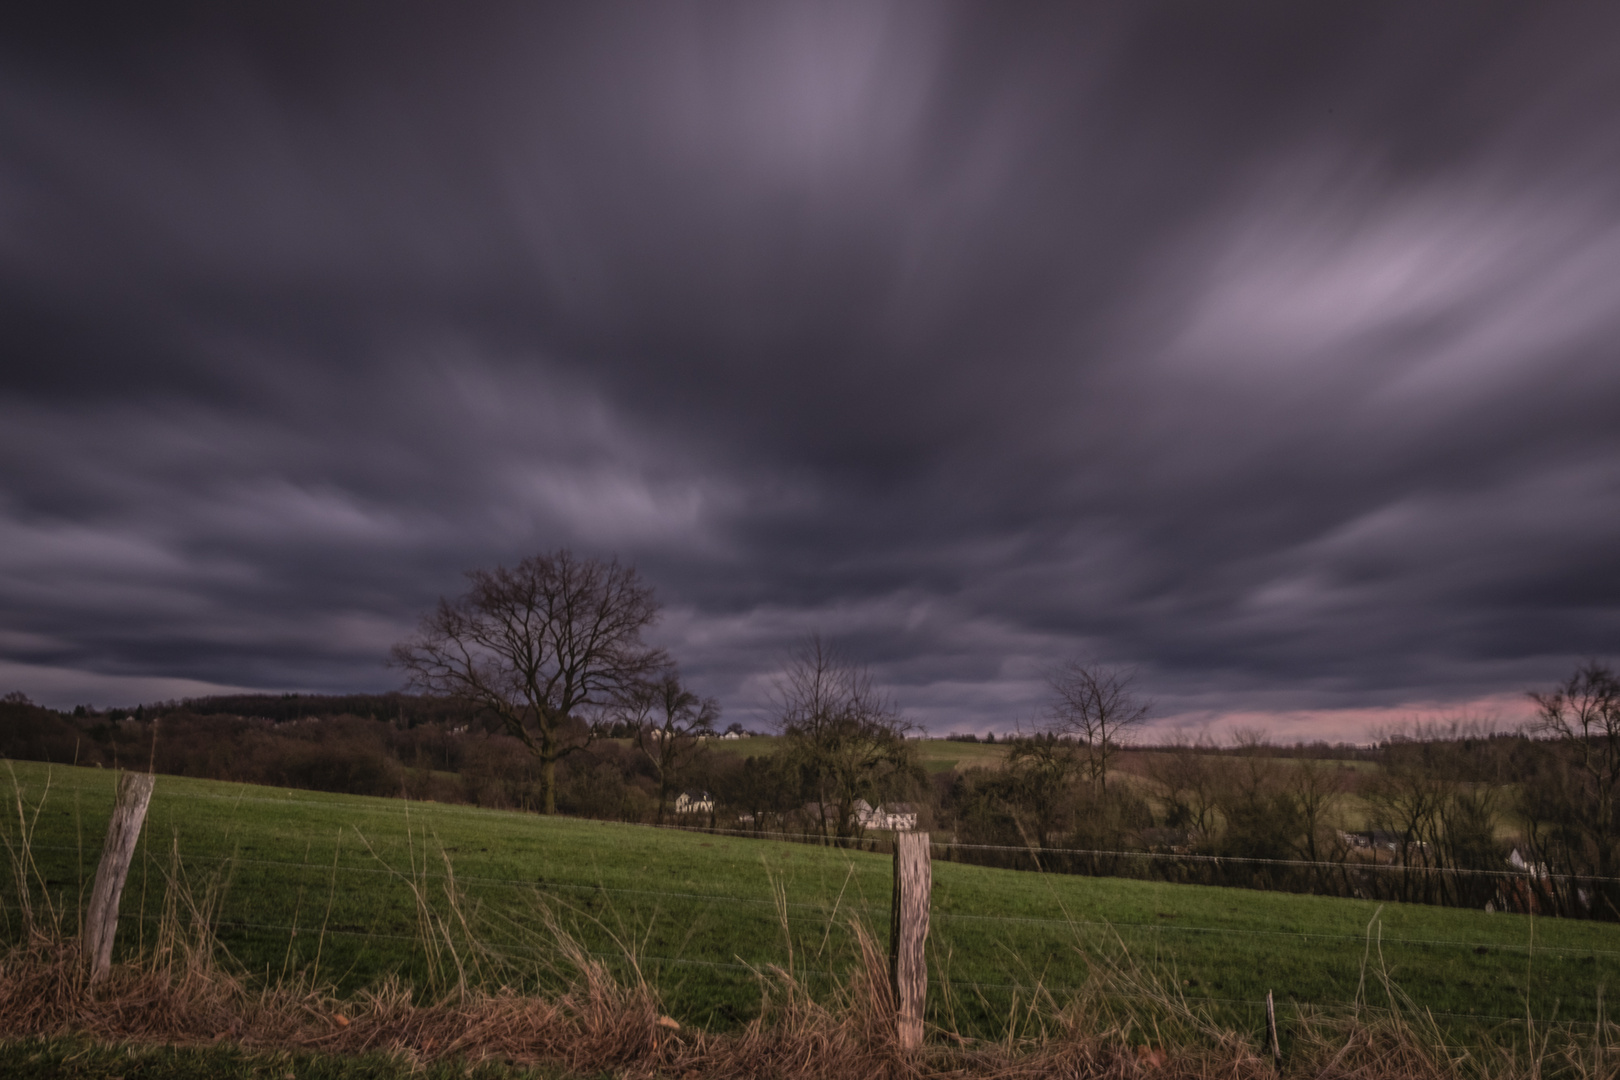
[390,549,667,814]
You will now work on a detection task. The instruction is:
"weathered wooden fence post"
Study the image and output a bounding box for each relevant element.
[889,830,931,1051]
[1265,989,1281,1067]
[85,771,155,985]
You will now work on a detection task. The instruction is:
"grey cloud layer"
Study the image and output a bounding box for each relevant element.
[2,3,1618,730]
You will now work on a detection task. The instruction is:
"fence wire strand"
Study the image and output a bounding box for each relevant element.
[5,770,1617,1040]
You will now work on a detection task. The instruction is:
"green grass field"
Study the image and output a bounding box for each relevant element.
[910,738,1013,773]
[702,734,1011,773]
[2,761,1615,1042]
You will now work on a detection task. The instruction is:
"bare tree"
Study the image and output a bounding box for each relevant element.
[773,636,918,843]
[1004,732,1084,849]
[390,550,667,814]
[1287,757,1346,866]
[1045,662,1149,792]
[1145,733,1220,839]
[1530,662,1620,855]
[1526,661,1620,908]
[1364,734,1453,903]
[1211,731,1301,864]
[623,670,719,824]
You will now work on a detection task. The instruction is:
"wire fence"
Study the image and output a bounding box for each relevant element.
[3,774,1617,1038]
[647,822,1620,885]
[18,840,1609,961]
[92,910,1607,1032]
[19,837,1620,958]
[103,911,1610,1031]
[16,847,1613,1034]
[36,783,1616,885]
[14,769,1619,914]
[639,821,1620,920]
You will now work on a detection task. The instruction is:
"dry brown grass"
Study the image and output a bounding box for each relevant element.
[8,906,1614,1080]
[0,925,1242,1080]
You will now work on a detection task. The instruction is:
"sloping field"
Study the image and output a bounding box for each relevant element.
[2,761,1614,1040]
[702,734,1012,772]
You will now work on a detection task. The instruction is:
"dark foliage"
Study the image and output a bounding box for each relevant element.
[104,692,485,728]
[0,697,100,766]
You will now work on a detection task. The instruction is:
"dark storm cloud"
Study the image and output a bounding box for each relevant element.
[3,2,1619,736]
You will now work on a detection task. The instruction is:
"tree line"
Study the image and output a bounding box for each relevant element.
[939,663,1620,921]
[4,549,1617,920]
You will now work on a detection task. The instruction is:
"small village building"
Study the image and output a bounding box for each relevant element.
[1507,847,1549,878]
[675,790,714,815]
[878,802,918,831]
[798,800,918,832]
[854,799,918,832]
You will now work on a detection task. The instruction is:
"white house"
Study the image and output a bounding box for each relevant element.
[675,790,714,815]
[854,800,918,832]
[878,803,918,831]
[1507,847,1549,879]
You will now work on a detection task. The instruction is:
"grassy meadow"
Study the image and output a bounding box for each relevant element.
[2,760,1615,1043]
[683,732,1014,774]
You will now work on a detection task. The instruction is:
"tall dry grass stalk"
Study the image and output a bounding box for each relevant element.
[0,762,66,945]
[1,776,1616,1079]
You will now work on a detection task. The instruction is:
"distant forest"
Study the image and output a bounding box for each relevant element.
[0,690,761,821]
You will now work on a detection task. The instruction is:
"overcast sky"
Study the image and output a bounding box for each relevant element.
[2,3,1618,738]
